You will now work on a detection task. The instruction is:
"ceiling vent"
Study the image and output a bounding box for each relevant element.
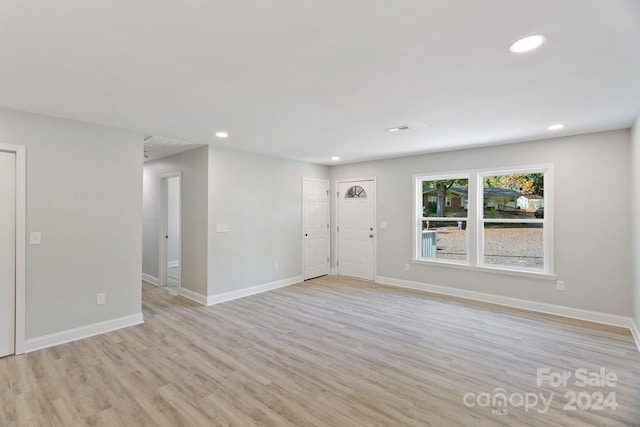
[385,125,410,133]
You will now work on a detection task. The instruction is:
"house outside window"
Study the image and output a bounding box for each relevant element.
[414,165,553,277]
[481,170,546,271]
[419,175,469,263]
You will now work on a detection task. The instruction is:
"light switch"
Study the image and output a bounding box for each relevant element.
[216,223,230,233]
[30,232,42,245]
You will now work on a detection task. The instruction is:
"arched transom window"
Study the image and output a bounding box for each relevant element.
[345,185,367,198]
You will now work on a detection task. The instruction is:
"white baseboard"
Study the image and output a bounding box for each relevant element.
[376,276,635,330]
[24,313,144,353]
[630,319,640,353]
[142,273,160,286]
[207,275,303,306]
[179,287,208,305]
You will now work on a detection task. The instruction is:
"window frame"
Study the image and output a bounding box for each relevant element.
[413,164,555,279]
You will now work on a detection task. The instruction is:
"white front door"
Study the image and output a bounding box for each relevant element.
[337,180,375,280]
[303,179,329,280]
[0,152,16,357]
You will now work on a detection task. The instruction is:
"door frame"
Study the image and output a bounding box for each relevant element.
[334,177,377,281]
[301,177,330,280]
[159,171,182,290]
[0,143,26,355]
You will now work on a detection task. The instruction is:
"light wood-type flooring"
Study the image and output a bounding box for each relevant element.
[1,276,639,426]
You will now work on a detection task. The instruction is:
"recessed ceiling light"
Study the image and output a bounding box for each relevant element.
[215,131,229,138]
[331,156,340,161]
[547,123,564,131]
[385,125,410,133]
[509,34,547,53]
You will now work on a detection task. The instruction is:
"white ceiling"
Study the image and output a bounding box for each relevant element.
[143,136,205,162]
[1,0,639,165]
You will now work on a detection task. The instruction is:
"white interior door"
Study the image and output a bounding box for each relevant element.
[0,152,16,357]
[303,179,329,280]
[337,180,375,280]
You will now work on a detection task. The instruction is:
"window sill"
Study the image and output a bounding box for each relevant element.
[410,258,557,281]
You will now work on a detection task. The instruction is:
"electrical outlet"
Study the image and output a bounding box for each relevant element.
[556,281,565,291]
[274,262,279,271]
[404,263,410,271]
[96,292,106,305]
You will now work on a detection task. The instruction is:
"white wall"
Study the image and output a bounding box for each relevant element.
[207,146,329,296]
[631,116,640,327]
[0,108,143,339]
[331,129,632,316]
[143,146,208,295]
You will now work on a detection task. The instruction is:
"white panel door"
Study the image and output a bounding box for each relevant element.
[337,180,375,280]
[303,179,329,280]
[0,152,16,357]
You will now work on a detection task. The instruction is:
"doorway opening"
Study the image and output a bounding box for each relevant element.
[161,173,181,295]
[0,144,26,356]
